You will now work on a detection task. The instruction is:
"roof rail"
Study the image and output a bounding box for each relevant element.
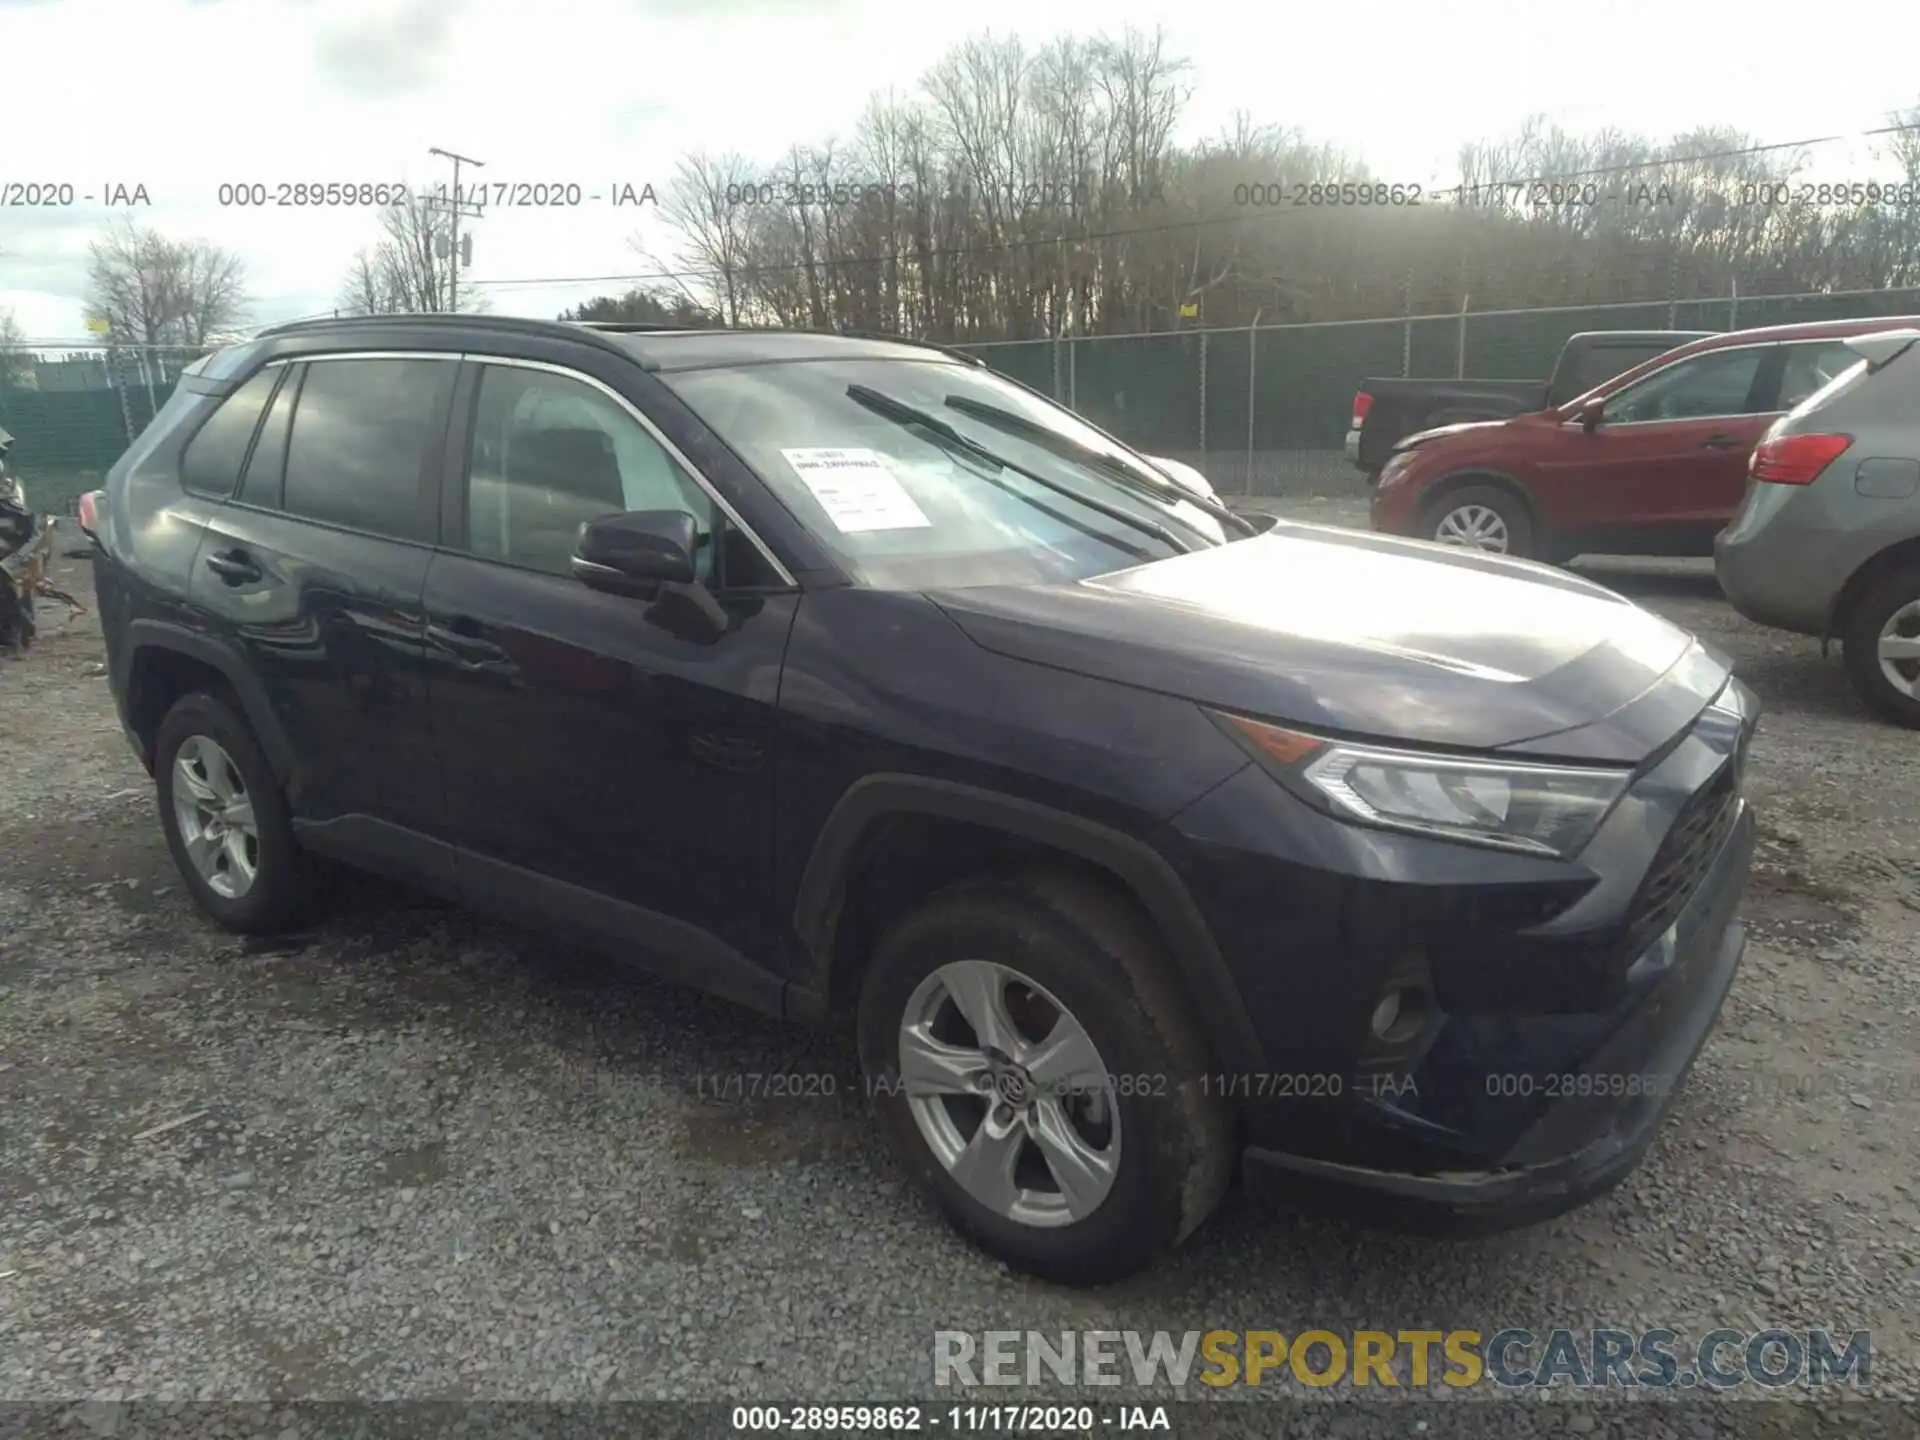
[253,314,988,366]
[258,312,552,337]
[251,311,645,361]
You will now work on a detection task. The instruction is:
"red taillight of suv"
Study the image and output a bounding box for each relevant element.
[1750,433,1851,485]
[1350,391,1373,428]
[77,489,102,538]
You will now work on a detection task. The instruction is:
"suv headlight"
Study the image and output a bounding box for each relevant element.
[1211,712,1632,859]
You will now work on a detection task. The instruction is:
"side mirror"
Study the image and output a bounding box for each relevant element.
[571,509,730,642]
[1575,400,1605,432]
[571,510,698,595]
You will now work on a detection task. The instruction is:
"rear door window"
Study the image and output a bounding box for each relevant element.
[280,357,455,542]
[236,365,298,508]
[1776,341,1863,411]
[179,369,280,497]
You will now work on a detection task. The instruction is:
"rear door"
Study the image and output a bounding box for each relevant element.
[186,353,458,877]
[1541,344,1774,543]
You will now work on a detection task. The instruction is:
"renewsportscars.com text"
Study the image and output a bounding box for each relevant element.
[933,1328,1872,1390]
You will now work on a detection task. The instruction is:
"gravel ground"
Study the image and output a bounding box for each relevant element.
[2,506,1917,1437]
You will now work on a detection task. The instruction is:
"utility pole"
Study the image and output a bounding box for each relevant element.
[425,147,485,311]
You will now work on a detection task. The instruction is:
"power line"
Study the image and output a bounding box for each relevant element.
[464,116,1920,296]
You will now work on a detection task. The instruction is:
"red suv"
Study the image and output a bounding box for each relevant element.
[1368,316,1920,562]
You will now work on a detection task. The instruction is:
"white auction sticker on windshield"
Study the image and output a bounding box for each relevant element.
[781,448,931,533]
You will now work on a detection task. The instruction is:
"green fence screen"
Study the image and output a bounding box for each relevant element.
[8,285,1919,511]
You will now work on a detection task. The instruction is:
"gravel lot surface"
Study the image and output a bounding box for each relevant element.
[3,502,1917,1437]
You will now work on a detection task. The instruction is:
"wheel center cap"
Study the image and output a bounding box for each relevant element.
[991,1065,1033,1106]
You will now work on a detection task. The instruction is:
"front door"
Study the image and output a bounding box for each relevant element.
[420,357,800,1005]
[1541,343,1774,546]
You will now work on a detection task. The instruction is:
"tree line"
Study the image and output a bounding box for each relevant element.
[17,25,1920,366]
[627,28,1920,339]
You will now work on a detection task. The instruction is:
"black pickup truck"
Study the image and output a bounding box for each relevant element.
[1344,329,1713,476]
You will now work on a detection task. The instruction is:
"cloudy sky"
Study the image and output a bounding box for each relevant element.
[2,0,1916,341]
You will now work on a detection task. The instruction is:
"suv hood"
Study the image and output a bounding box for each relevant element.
[928,523,1729,763]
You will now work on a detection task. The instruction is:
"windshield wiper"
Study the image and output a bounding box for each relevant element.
[941,394,1255,538]
[844,385,1191,556]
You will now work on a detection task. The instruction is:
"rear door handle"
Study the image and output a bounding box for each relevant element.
[1701,435,1741,450]
[203,548,261,584]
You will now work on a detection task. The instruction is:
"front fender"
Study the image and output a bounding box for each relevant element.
[791,773,1265,1077]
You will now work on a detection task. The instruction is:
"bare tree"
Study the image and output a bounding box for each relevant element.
[337,189,486,315]
[85,218,251,346]
[0,308,28,387]
[339,248,401,316]
[653,154,760,326]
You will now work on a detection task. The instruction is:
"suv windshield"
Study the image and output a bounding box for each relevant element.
[658,356,1228,588]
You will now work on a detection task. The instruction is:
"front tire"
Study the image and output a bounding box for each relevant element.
[154,691,309,933]
[1842,565,1920,728]
[857,872,1235,1284]
[1423,483,1536,559]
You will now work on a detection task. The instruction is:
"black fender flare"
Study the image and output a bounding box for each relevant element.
[121,619,297,787]
[791,774,1265,1076]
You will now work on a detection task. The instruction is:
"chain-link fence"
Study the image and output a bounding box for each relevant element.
[0,344,212,514]
[8,282,1920,511]
[956,283,1920,497]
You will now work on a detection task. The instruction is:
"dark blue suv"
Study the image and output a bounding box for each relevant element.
[86,315,1757,1282]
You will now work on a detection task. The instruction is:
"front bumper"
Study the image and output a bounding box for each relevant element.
[1245,803,1750,1232]
[1367,474,1420,536]
[1172,677,1758,1234]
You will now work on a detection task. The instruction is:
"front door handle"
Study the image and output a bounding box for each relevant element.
[1701,434,1741,450]
[426,618,514,672]
[203,548,261,584]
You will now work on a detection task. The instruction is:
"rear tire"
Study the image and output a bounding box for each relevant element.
[1841,564,1920,729]
[1422,482,1536,560]
[154,691,310,933]
[856,871,1235,1284]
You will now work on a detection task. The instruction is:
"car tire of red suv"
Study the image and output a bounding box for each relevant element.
[1420,483,1536,560]
[856,870,1235,1283]
[154,690,311,934]
[1841,563,1920,730]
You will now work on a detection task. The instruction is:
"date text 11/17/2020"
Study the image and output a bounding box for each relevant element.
[423,182,659,208]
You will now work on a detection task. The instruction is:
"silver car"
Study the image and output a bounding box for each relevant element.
[1716,328,1920,727]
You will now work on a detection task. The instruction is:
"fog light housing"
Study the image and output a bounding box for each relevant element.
[1370,986,1427,1044]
